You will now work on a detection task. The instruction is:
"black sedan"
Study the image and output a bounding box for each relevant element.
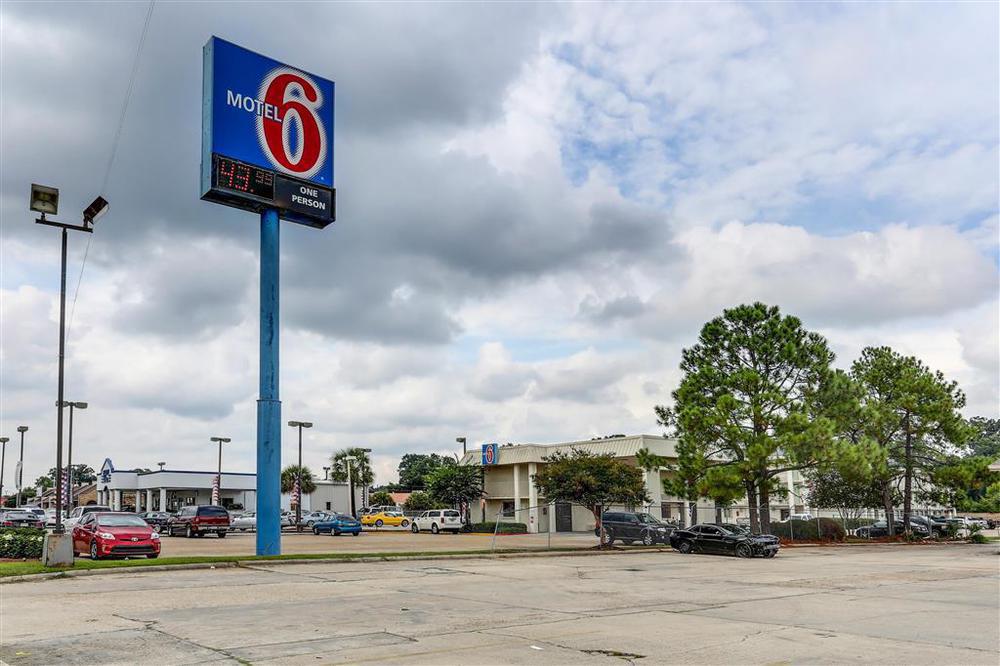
[669,523,780,558]
[138,511,172,532]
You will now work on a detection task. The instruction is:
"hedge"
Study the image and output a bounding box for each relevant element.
[467,522,528,534]
[0,527,46,559]
[768,518,846,542]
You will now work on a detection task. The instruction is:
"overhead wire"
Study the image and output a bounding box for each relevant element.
[66,0,155,343]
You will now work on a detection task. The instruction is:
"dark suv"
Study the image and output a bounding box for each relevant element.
[166,505,230,538]
[596,511,674,545]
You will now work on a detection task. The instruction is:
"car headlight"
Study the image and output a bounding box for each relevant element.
[150,532,160,539]
[97,532,115,540]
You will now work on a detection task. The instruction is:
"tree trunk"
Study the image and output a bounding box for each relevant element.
[593,505,606,547]
[689,500,698,526]
[882,484,895,536]
[759,481,772,533]
[745,480,760,534]
[903,414,913,536]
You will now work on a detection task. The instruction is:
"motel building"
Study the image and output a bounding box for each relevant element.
[459,434,819,534]
[95,458,363,514]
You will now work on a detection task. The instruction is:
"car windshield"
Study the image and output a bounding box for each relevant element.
[718,524,748,534]
[97,515,148,527]
[635,514,660,524]
[5,512,33,519]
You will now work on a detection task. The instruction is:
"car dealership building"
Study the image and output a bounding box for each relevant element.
[95,458,363,514]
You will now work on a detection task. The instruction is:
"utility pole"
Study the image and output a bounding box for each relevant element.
[210,437,230,505]
[0,437,8,502]
[15,426,28,508]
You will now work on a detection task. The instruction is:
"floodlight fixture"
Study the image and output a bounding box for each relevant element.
[82,196,109,225]
[30,184,59,216]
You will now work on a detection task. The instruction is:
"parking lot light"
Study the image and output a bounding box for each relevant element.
[210,437,231,505]
[287,421,313,531]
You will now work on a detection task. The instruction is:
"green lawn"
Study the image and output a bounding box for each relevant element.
[0,547,599,578]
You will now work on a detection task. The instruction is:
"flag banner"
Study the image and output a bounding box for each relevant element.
[212,474,220,505]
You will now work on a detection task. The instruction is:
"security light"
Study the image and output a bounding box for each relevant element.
[82,196,109,225]
[30,184,59,216]
[16,426,28,434]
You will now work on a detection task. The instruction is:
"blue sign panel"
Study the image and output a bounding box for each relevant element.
[482,443,499,466]
[201,37,335,228]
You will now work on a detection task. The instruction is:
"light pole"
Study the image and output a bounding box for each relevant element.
[157,462,166,471]
[0,437,8,503]
[323,466,330,481]
[210,437,230,505]
[56,401,87,514]
[15,426,28,508]
[287,421,312,531]
[32,186,107,535]
[456,437,467,456]
[343,455,357,517]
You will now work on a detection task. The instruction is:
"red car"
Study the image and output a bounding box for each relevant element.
[72,511,161,559]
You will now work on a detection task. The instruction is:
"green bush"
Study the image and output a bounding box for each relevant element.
[970,532,989,544]
[0,528,45,559]
[768,518,846,542]
[466,522,527,534]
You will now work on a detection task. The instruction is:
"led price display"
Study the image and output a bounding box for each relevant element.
[215,156,274,199]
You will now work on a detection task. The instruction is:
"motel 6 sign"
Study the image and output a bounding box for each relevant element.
[482,443,499,466]
[201,37,335,228]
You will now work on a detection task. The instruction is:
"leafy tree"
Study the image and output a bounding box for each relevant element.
[532,449,649,545]
[659,303,858,533]
[369,490,396,507]
[280,465,316,496]
[924,456,998,511]
[426,464,483,523]
[34,475,54,490]
[806,468,885,524]
[43,464,98,486]
[397,453,456,489]
[966,417,1000,460]
[848,347,970,534]
[403,491,439,512]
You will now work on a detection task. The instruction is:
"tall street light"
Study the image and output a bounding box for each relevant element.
[323,466,330,481]
[456,437,467,456]
[0,437,8,502]
[57,401,87,514]
[343,455,357,517]
[157,462,166,471]
[33,185,107,534]
[15,426,28,508]
[287,421,313,531]
[210,437,231,506]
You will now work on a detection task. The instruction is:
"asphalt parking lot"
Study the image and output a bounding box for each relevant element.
[2,543,997,665]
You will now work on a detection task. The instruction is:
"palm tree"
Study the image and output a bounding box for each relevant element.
[330,448,374,516]
[281,465,317,495]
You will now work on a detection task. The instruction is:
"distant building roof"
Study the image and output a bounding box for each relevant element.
[459,434,676,466]
[389,492,411,506]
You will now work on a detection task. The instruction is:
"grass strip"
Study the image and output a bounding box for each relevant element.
[0,547,596,578]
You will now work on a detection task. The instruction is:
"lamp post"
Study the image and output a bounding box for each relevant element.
[287,421,313,531]
[323,466,330,481]
[456,437,467,456]
[0,437,8,503]
[157,462,166,471]
[33,186,107,535]
[56,401,87,514]
[210,437,230,505]
[15,426,28,508]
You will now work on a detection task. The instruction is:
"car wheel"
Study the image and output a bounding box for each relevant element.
[375,519,383,527]
[735,543,753,558]
[218,531,226,539]
[185,525,193,538]
[148,553,159,559]
[642,532,654,546]
[765,550,778,558]
[313,527,319,535]
[677,540,692,554]
[411,523,419,533]
[90,540,100,560]
[352,531,360,536]
[401,519,409,528]
[333,529,340,536]
[431,523,439,534]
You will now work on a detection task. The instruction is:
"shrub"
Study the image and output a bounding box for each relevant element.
[970,532,989,544]
[0,528,46,559]
[466,522,527,534]
[768,518,846,542]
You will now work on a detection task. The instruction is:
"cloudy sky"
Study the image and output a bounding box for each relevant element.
[1,2,997,487]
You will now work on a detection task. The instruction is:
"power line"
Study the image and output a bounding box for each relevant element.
[67,1,155,342]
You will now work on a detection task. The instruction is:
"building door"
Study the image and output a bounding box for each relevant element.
[555,502,573,532]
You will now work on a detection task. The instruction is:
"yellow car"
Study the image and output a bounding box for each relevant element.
[361,511,410,528]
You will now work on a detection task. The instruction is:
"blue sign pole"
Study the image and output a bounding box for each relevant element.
[256,207,281,555]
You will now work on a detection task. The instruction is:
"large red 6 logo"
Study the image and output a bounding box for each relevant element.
[256,67,327,180]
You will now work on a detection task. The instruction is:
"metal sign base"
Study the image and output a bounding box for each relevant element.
[255,208,281,556]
